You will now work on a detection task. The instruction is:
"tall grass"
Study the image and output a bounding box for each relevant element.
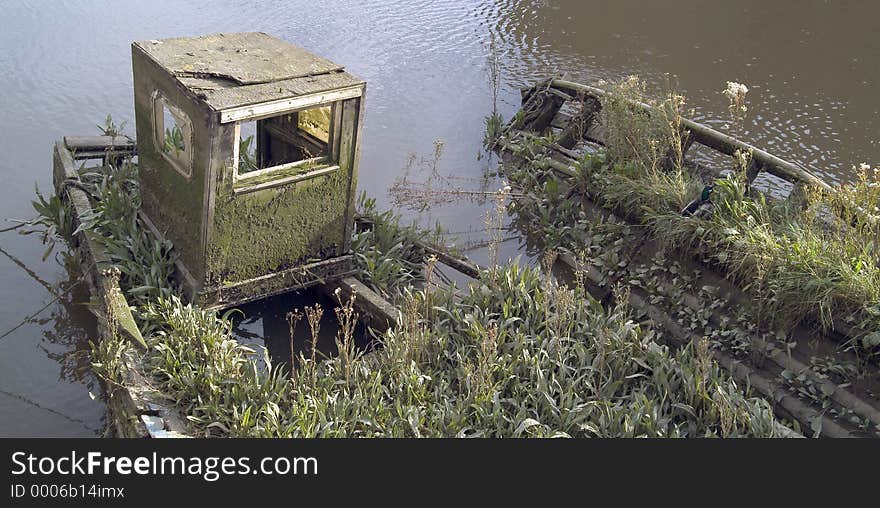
[351,193,431,301]
[163,125,185,156]
[75,159,177,332]
[128,264,783,437]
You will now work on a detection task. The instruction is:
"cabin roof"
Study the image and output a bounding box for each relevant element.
[133,32,363,111]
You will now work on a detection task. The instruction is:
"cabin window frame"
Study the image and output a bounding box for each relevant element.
[231,100,340,193]
[151,90,194,179]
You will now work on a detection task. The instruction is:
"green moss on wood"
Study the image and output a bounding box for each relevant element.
[207,169,349,284]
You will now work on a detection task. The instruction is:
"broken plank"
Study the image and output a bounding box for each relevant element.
[326,276,400,331]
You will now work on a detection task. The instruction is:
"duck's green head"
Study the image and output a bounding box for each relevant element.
[701,185,714,201]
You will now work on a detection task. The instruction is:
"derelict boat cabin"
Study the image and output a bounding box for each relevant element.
[131,32,365,309]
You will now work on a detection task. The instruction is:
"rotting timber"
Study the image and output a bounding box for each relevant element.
[493,78,880,437]
[53,137,188,437]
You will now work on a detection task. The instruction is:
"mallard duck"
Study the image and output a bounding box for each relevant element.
[681,184,714,217]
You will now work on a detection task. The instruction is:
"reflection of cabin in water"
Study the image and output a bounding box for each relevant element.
[131,32,366,308]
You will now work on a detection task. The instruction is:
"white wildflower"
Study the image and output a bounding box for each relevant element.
[724,81,749,97]
[722,81,749,115]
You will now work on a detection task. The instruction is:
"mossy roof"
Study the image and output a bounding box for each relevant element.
[133,32,363,111]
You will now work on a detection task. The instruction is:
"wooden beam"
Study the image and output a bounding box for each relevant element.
[64,135,136,152]
[326,276,399,331]
[220,85,364,123]
[418,243,483,279]
[69,149,135,161]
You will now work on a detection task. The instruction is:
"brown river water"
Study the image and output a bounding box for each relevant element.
[0,0,877,436]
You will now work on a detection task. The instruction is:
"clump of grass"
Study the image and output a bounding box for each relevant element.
[599,76,686,173]
[351,193,430,300]
[97,114,127,138]
[163,125,185,156]
[75,158,178,330]
[140,296,291,437]
[610,166,880,350]
[483,111,505,148]
[89,329,131,392]
[21,185,75,260]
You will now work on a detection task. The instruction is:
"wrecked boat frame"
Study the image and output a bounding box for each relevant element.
[492,78,880,438]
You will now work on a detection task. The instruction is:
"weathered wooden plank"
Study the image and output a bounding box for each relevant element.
[329,101,343,163]
[419,243,483,279]
[53,139,186,438]
[135,32,344,86]
[101,269,147,349]
[339,97,360,254]
[219,85,364,123]
[200,255,356,310]
[682,119,831,190]
[69,149,135,161]
[54,142,146,348]
[64,135,135,152]
[232,165,339,195]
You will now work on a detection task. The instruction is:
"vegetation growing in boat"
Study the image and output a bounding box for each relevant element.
[22,187,74,260]
[34,122,788,437]
[238,135,258,174]
[499,76,880,356]
[351,194,428,301]
[126,264,787,437]
[163,125,185,156]
[74,159,177,321]
[97,113,126,138]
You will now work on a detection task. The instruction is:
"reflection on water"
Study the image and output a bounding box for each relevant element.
[1,0,877,435]
[0,247,105,437]
[229,288,374,374]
